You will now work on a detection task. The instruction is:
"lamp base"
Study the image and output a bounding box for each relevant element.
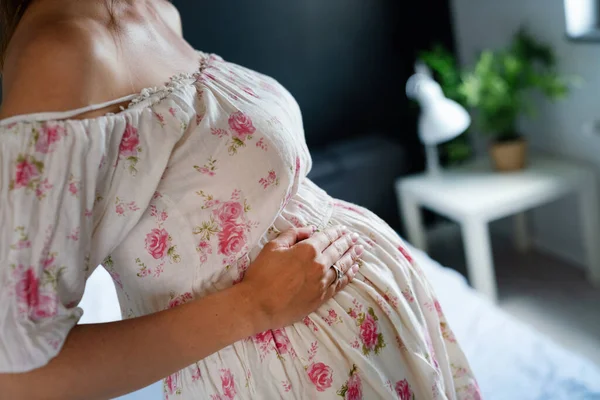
[425,144,441,177]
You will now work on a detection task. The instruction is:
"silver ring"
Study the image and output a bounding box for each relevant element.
[331,263,344,284]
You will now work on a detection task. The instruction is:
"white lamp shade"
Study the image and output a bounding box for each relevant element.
[418,96,471,146]
[406,65,471,146]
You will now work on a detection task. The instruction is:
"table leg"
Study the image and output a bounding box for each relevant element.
[513,212,530,252]
[578,175,600,285]
[461,219,498,303]
[400,194,427,252]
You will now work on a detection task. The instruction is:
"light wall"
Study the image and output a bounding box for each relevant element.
[450,0,600,267]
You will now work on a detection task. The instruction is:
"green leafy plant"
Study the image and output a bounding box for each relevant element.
[459,28,572,142]
[419,45,472,164]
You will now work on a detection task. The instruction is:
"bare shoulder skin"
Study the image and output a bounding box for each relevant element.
[0,0,195,120]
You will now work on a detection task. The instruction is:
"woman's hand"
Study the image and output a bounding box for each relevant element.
[242,225,364,330]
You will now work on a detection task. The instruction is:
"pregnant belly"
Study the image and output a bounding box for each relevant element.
[168,180,438,399]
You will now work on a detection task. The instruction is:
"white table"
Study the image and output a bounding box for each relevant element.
[395,156,600,302]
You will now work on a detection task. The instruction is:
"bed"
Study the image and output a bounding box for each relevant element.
[78,242,600,400]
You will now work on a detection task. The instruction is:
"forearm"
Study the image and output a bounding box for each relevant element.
[1,283,265,400]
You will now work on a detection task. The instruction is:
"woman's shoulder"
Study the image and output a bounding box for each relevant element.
[0,13,124,120]
[0,17,121,120]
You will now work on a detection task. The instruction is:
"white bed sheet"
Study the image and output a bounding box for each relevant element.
[79,245,600,400]
[408,244,600,400]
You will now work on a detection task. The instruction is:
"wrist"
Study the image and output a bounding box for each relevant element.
[232,282,271,335]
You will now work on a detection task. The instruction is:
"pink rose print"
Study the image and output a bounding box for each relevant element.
[68,182,78,196]
[360,312,379,351]
[35,123,66,153]
[115,197,140,217]
[338,365,362,399]
[145,228,170,259]
[348,303,385,355]
[333,200,365,215]
[346,373,363,400]
[256,137,268,151]
[307,362,333,392]
[259,170,279,189]
[401,288,415,303]
[15,267,58,321]
[217,221,246,256]
[196,240,213,264]
[34,178,53,200]
[42,254,56,269]
[228,111,256,139]
[434,299,443,317]
[169,107,177,117]
[396,335,407,351]
[191,364,202,382]
[31,293,58,320]
[272,328,295,356]
[15,267,40,312]
[282,380,292,392]
[66,227,80,241]
[14,158,40,189]
[154,112,165,126]
[243,86,259,98]
[164,372,180,396]
[303,316,319,332]
[383,291,399,309]
[211,128,229,138]
[213,201,243,223]
[397,245,414,264]
[220,369,236,400]
[196,113,204,126]
[324,309,341,326]
[119,123,140,156]
[169,292,194,309]
[395,379,414,400]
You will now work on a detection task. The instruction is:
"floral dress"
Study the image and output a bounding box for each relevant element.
[0,51,480,399]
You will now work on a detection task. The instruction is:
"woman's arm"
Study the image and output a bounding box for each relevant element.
[1,283,262,400]
[1,226,363,400]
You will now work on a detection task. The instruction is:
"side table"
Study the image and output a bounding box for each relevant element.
[395,156,600,302]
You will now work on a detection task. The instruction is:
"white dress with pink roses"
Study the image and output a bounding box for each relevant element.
[0,51,480,399]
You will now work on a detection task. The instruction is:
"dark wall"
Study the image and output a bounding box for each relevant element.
[174,0,456,156]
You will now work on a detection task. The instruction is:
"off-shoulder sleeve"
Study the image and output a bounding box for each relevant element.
[0,120,106,373]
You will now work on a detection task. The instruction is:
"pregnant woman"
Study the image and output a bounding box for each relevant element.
[0,1,479,399]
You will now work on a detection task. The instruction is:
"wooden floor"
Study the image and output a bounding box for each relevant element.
[426,223,600,367]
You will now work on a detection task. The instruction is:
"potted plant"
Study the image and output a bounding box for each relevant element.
[459,29,572,171]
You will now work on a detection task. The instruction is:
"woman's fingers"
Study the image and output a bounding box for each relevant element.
[300,226,348,254]
[270,226,316,249]
[321,233,360,266]
[325,263,360,298]
[324,244,363,286]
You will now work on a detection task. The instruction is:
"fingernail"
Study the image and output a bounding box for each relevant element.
[310,225,317,232]
[355,245,364,256]
[352,264,359,273]
[351,233,359,242]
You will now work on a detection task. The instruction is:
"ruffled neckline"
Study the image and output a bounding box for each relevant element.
[122,51,211,111]
[0,51,213,126]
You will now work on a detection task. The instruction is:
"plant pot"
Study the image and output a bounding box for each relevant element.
[489,138,527,172]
